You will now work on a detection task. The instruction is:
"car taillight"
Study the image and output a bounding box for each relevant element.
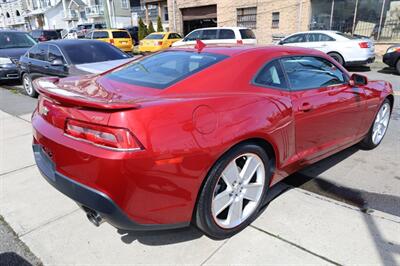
[155,41,163,46]
[139,41,143,46]
[237,40,243,45]
[110,39,114,44]
[359,42,370,48]
[64,119,142,151]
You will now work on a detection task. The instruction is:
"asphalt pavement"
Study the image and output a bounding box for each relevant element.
[0,62,399,265]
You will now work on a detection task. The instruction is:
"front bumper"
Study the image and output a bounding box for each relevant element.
[383,52,398,67]
[33,144,189,231]
[0,64,20,80]
[346,56,375,66]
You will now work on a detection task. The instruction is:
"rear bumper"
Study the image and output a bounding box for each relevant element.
[346,56,375,66]
[33,144,189,231]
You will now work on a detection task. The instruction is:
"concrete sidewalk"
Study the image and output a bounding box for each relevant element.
[1,110,400,265]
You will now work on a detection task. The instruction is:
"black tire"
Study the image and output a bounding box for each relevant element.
[396,59,400,75]
[359,98,392,150]
[328,52,344,66]
[22,73,38,98]
[195,143,271,239]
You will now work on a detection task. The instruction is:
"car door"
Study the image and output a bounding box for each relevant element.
[46,45,69,77]
[281,56,365,161]
[199,29,219,45]
[280,33,307,47]
[28,43,50,79]
[306,33,335,53]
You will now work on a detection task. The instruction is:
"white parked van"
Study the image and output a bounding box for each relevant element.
[172,27,257,47]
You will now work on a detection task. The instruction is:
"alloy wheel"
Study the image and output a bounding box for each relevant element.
[211,153,265,229]
[23,75,33,95]
[372,102,390,145]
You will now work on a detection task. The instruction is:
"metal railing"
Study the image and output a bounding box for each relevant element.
[85,5,104,17]
[310,19,400,42]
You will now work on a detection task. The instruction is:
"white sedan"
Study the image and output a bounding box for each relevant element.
[278,30,375,66]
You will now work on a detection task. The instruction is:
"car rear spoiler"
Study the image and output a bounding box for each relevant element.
[33,77,141,110]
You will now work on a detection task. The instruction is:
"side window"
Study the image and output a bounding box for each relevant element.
[48,45,65,63]
[168,33,175,39]
[308,33,335,42]
[281,56,346,91]
[283,34,306,44]
[31,44,47,61]
[254,60,288,89]
[201,29,217,40]
[185,30,201,41]
[93,31,109,39]
[28,46,39,59]
[218,29,235,40]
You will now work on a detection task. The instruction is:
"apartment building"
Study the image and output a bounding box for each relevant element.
[0,0,28,30]
[131,0,169,29]
[167,0,400,44]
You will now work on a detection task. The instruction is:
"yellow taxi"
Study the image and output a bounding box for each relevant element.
[88,29,133,53]
[139,32,182,53]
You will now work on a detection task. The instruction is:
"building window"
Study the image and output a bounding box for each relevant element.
[272,12,280,28]
[16,10,20,16]
[163,6,168,21]
[6,12,10,18]
[121,0,129,9]
[237,7,257,29]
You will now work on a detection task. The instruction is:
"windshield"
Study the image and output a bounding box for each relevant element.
[144,34,165,40]
[105,51,228,89]
[63,41,129,64]
[0,32,36,49]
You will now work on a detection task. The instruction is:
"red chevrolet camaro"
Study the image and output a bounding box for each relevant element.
[32,45,393,239]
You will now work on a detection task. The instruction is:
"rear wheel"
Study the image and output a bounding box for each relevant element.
[22,73,38,98]
[359,99,391,150]
[328,52,344,66]
[195,143,270,239]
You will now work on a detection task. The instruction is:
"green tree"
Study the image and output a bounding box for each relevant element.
[157,16,164,32]
[138,17,148,40]
[148,20,155,34]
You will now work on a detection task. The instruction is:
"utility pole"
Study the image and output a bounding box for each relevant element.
[103,0,111,28]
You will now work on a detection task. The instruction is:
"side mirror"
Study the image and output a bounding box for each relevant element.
[51,59,64,66]
[350,73,368,86]
[278,40,284,45]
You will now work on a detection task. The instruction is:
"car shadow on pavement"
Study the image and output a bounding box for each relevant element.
[283,145,400,217]
[116,226,205,245]
[377,67,399,76]
[0,252,34,266]
[346,66,371,72]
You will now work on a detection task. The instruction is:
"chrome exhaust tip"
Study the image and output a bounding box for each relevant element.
[85,210,104,227]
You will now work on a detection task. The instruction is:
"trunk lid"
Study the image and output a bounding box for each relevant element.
[34,75,160,110]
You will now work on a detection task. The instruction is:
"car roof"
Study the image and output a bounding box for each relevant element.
[170,44,324,57]
[0,29,28,33]
[46,39,108,47]
[190,27,250,31]
[92,29,128,32]
[288,30,340,35]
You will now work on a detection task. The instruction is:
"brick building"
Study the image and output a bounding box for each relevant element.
[167,0,400,45]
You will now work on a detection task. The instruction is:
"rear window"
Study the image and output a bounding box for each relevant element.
[112,31,130,38]
[105,51,228,89]
[44,31,58,37]
[239,29,255,39]
[335,32,357,40]
[144,34,165,40]
[0,32,36,48]
[63,41,129,64]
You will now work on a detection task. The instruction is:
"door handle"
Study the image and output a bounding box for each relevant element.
[299,102,313,112]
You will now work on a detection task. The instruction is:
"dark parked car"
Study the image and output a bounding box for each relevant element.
[383,45,400,74]
[119,26,138,45]
[19,39,133,97]
[30,30,60,42]
[0,30,36,81]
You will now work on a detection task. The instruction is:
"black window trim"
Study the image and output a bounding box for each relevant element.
[251,59,290,91]
[252,54,350,92]
[28,43,49,62]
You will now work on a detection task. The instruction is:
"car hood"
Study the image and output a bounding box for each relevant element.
[0,47,30,60]
[74,58,133,74]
